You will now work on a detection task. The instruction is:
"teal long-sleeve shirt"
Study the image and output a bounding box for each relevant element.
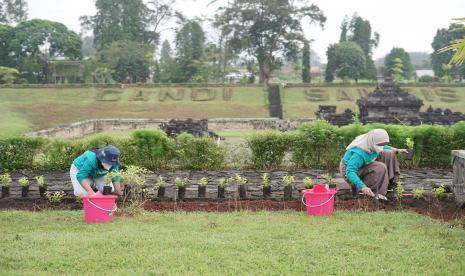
[342,146,392,189]
[72,150,121,184]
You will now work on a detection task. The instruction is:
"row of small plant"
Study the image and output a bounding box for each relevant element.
[0,173,48,198]
[395,182,453,208]
[149,173,337,200]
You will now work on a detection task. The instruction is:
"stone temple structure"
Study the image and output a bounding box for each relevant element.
[316,79,465,126]
[357,79,423,124]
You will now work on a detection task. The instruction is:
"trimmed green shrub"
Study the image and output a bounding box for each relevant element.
[0,137,46,171]
[41,139,86,170]
[131,129,176,170]
[247,130,291,169]
[176,133,225,170]
[292,120,343,169]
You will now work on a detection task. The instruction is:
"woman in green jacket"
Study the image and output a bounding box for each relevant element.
[70,145,124,196]
[339,129,408,198]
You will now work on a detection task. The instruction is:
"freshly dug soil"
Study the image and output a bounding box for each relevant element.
[1,196,464,226]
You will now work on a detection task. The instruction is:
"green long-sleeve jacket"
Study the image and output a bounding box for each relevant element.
[72,150,121,184]
[342,145,392,189]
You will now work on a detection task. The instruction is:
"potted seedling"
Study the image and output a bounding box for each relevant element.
[198,177,208,198]
[104,172,121,195]
[405,137,415,160]
[235,174,248,199]
[217,177,228,199]
[282,175,295,200]
[156,176,166,198]
[36,175,46,197]
[262,173,271,198]
[120,166,149,207]
[323,173,337,189]
[413,188,425,200]
[433,184,448,199]
[0,173,12,198]
[19,176,30,197]
[303,177,314,190]
[45,191,66,205]
[175,177,188,201]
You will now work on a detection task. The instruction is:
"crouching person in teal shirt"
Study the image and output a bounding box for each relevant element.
[70,145,124,197]
[339,129,408,198]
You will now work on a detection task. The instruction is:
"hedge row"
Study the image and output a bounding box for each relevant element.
[1,121,465,171]
[246,120,465,170]
[0,130,225,171]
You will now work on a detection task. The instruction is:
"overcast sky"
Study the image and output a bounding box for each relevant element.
[27,0,464,61]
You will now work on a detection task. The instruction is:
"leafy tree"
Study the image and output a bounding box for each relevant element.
[173,20,206,83]
[431,21,465,79]
[214,0,326,85]
[302,41,311,83]
[0,66,19,84]
[391,58,404,82]
[157,39,177,83]
[384,47,414,80]
[438,18,465,72]
[339,14,379,80]
[80,0,154,50]
[326,41,366,83]
[0,0,27,24]
[1,19,82,83]
[98,40,152,83]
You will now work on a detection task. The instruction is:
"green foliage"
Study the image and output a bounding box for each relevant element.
[41,139,86,170]
[0,137,46,170]
[338,14,379,80]
[302,42,311,83]
[282,175,295,187]
[0,173,12,187]
[322,173,333,186]
[214,0,326,84]
[384,48,414,80]
[44,191,65,204]
[98,40,153,83]
[198,177,208,187]
[174,177,187,188]
[413,188,425,200]
[156,176,166,188]
[18,176,29,187]
[0,66,19,84]
[406,137,415,149]
[0,0,27,24]
[261,173,270,187]
[326,41,366,82]
[418,75,434,83]
[431,22,465,79]
[292,120,341,169]
[132,129,175,170]
[433,184,447,198]
[218,177,227,188]
[234,174,247,186]
[247,131,290,169]
[303,177,314,189]
[35,175,45,187]
[105,171,122,186]
[80,0,154,51]
[176,134,225,170]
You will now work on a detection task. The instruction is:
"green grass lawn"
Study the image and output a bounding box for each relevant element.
[1,210,464,275]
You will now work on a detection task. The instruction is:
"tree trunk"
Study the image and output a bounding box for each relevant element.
[258,59,272,86]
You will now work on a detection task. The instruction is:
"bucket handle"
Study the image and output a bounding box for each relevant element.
[301,193,335,208]
[86,198,117,214]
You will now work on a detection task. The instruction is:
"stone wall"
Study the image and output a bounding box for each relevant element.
[453,150,465,204]
[25,118,311,139]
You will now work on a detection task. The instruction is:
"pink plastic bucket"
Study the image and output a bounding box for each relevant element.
[302,184,337,216]
[82,194,117,223]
